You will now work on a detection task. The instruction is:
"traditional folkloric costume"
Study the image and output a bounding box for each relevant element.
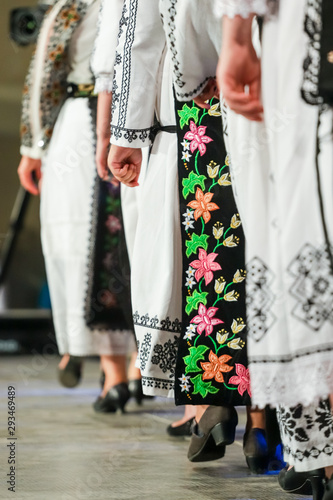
[20,0,135,357]
[215,0,333,471]
[158,1,250,407]
[110,0,182,398]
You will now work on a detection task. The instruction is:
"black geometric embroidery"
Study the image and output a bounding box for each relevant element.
[246,256,276,342]
[133,311,182,333]
[151,336,179,377]
[288,243,333,331]
[139,333,152,371]
[315,399,333,438]
[141,376,174,392]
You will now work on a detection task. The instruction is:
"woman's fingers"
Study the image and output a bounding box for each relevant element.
[18,170,39,195]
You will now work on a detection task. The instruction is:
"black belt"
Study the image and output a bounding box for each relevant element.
[150,122,177,142]
[66,83,95,98]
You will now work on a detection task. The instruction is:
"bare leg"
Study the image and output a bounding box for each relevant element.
[171,405,197,428]
[127,351,141,381]
[100,355,127,397]
[246,407,266,430]
[196,405,210,423]
[326,465,333,479]
[58,354,70,370]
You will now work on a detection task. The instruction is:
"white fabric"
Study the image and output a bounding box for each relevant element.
[20,0,100,159]
[41,98,135,356]
[109,0,182,396]
[160,0,221,101]
[225,0,333,411]
[213,0,268,17]
[110,0,166,148]
[91,0,124,94]
[130,52,182,398]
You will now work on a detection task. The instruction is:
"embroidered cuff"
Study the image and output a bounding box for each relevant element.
[20,144,45,160]
[94,75,113,94]
[110,126,153,148]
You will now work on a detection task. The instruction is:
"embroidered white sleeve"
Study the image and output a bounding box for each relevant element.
[214,0,268,18]
[91,0,124,94]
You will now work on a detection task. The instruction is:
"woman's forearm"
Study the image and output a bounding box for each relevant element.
[96,91,112,139]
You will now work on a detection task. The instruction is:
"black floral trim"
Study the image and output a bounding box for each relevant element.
[117,0,138,130]
[138,333,152,371]
[141,376,174,392]
[301,0,323,105]
[151,335,179,376]
[133,311,182,333]
[246,256,276,342]
[161,0,185,90]
[175,77,216,101]
[111,125,152,143]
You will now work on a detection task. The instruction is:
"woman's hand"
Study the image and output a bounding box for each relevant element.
[96,134,111,181]
[193,78,219,109]
[108,145,142,187]
[17,156,42,195]
[217,16,263,121]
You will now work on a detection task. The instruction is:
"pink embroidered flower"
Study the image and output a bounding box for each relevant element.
[229,364,252,397]
[105,215,122,234]
[190,248,222,285]
[192,303,223,336]
[184,121,213,156]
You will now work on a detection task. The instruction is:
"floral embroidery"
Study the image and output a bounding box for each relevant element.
[190,248,221,285]
[187,188,219,223]
[201,351,233,383]
[175,98,249,406]
[192,304,223,336]
[184,121,213,156]
[229,364,251,396]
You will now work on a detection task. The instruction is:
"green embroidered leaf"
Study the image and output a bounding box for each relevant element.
[184,346,209,374]
[185,289,208,315]
[191,374,219,397]
[178,104,200,129]
[185,234,209,258]
[182,171,207,199]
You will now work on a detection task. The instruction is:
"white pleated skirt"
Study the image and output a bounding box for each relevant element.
[40,97,135,356]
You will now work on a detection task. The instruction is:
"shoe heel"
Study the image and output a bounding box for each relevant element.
[246,456,269,475]
[310,476,325,500]
[211,420,236,447]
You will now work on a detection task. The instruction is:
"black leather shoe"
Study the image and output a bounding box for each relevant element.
[323,474,333,500]
[167,417,194,438]
[58,356,82,388]
[93,382,130,414]
[243,428,269,474]
[188,406,238,462]
[128,379,153,405]
[278,466,325,495]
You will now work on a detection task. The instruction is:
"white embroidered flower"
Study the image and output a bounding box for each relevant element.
[182,219,195,231]
[181,140,190,151]
[179,374,191,384]
[180,382,191,392]
[182,151,192,162]
[185,276,196,289]
[186,266,196,277]
[183,208,194,220]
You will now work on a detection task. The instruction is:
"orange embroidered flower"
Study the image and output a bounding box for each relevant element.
[44,82,64,106]
[187,188,219,224]
[201,351,233,383]
[49,44,65,69]
[61,7,80,28]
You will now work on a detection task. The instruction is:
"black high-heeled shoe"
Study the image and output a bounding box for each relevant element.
[278,466,325,496]
[187,406,238,462]
[167,417,195,438]
[93,382,130,414]
[243,428,269,474]
[58,356,83,388]
[323,474,333,500]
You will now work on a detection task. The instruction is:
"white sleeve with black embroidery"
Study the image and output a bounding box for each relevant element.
[214,0,268,17]
[91,0,124,94]
[110,0,166,148]
[160,0,221,101]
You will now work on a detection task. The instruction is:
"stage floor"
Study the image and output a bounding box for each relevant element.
[0,356,310,500]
